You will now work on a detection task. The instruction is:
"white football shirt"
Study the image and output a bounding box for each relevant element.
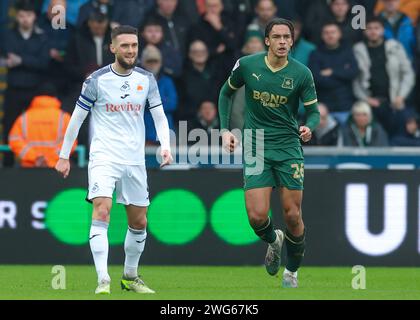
[77,64,162,165]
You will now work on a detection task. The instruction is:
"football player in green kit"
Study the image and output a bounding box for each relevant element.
[218,18,320,288]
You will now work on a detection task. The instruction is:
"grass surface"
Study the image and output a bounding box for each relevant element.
[0,266,419,300]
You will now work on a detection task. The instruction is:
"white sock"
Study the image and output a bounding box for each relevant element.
[89,220,110,284]
[124,227,147,279]
[284,268,298,278]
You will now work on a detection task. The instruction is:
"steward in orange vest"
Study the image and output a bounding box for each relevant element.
[8,95,77,167]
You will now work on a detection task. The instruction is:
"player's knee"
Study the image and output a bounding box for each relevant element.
[248,214,269,229]
[93,204,111,222]
[129,215,147,230]
[283,206,302,229]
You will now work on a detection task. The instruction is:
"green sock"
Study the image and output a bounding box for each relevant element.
[253,217,276,244]
[285,229,306,272]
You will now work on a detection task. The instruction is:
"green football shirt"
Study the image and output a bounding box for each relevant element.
[228,52,318,150]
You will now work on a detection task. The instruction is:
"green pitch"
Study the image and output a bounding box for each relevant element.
[0,266,419,300]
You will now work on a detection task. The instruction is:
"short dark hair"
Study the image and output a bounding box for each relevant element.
[321,21,341,31]
[141,18,163,32]
[264,18,295,42]
[15,0,36,12]
[88,10,108,23]
[366,16,385,27]
[111,25,138,41]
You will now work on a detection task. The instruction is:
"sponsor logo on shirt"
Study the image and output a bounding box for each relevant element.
[106,103,142,113]
[253,90,288,108]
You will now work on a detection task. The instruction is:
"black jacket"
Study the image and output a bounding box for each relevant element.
[147,8,191,57]
[65,25,114,83]
[309,43,359,112]
[178,60,224,121]
[3,28,49,88]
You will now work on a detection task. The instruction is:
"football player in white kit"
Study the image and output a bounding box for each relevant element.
[55,25,173,295]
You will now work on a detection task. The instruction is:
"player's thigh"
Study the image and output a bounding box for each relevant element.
[125,205,148,229]
[272,148,305,191]
[243,153,276,191]
[87,161,121,202]
[245,187,273,225]
[117,165,150,207]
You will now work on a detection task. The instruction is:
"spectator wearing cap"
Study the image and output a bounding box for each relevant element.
[140,18,183,78]
[342,101,389,147]
[77,0,114,29]
[2,0,49,167]
[390,110,420,146]
[353,16,415,136]
[140,45,178,145]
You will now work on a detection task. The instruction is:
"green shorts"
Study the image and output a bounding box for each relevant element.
[243,147,304,191]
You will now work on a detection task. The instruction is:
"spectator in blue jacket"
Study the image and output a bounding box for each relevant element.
[141,45,178,145]
[309,22,359,124]
[2,0,49,166]
[378,0,416,61]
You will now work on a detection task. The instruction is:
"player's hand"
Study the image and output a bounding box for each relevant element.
[222,131,239,153]
[55,158,71,179]
[160,149,173,168]
[299,126,312,143]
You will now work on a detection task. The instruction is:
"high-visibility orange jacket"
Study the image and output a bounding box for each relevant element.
[8,95,77,168]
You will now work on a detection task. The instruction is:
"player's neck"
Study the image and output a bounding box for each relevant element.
[112,62,133,75]
[266,51,288,69]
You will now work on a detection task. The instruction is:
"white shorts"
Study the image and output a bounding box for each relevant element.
[87,161,150,207]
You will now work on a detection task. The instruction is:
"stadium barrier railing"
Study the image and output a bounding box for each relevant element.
[0,144,87,168]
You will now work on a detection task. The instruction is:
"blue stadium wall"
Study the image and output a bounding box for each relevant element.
[1,168,420,266]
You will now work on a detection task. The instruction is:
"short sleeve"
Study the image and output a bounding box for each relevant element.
[228,59,245,90]
[147,74,163,110]
[77,76,98,112]
[300,69,318,107]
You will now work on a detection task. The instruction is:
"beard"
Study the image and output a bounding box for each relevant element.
[116,55,138,70]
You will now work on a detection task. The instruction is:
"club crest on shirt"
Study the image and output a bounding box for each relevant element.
[120,81,131,92]
[281,78,294,90]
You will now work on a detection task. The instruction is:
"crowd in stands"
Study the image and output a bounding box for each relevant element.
[0,0,420,167]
